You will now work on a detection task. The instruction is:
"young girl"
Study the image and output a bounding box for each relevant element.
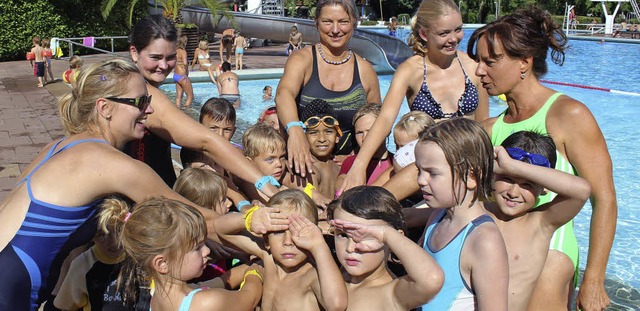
[415,118,508,310]
[262,85,273,101]
[329,186,444,310]
[174,167,231,214]
[41,38,55,83]
[191,39,216,84]
[115,197,263,310]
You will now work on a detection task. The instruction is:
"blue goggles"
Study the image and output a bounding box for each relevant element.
[505,147,551,168]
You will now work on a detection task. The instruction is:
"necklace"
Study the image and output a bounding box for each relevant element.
[317,44,352,65]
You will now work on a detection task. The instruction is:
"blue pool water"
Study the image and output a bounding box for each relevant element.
[161,33,640,308]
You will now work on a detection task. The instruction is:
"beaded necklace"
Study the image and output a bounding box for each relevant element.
[317,44,352,65]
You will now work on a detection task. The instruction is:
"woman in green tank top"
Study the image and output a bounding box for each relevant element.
[467,7,617,311]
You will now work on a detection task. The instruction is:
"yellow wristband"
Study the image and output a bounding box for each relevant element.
[303,183,316,199]
[243,206,261,232]
[239,269,263,289]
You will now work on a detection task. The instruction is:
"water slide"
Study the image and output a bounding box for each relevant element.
[149,3,413,74]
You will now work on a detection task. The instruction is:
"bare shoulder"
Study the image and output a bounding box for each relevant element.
[354,53,376,73]
[481,116,498,135]
[466,220,505,255]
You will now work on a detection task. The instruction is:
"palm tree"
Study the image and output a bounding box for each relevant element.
[101,0,234,27]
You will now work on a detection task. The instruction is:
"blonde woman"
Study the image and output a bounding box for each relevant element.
[191,39,216,83]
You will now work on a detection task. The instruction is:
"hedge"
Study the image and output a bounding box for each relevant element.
[0,0,145,62]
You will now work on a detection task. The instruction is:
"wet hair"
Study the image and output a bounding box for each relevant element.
[263,85,272,93]
[467,6,568,78]
[242,122,286,159]
[116,197,207,304]
[314,0,359,27]
[267,189,318,224]
[32,36,41,45]
[221,61,232,71]
[177,35,188,49]
[418,118,493,204]
[129,14,177,52]
[300,98,337,123]
[409,0,460,56]
[198,39,209,50]
[328,186,406,232]
[41,38,51,49]
[352,103,382,126]
[393,111,436,141]
[174,168,227,210]
[69,55,84,69]
[58,59,140,136]
[500,131,557,167]
[199,97,236,124]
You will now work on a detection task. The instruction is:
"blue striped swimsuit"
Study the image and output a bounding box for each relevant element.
[0,138,108,311]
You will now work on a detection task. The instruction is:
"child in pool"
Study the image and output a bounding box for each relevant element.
[329,186,444,310]
[214,189,348,311]
[337,103,393,188]
[115,197,263,311]
[485,131,590,311]
[262,85,273,101]
[415,117,508,311]
[300,99,342,199]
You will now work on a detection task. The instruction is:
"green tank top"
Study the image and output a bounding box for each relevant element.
[491,92,576,206]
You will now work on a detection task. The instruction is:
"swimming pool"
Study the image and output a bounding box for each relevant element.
[161,35,640,309]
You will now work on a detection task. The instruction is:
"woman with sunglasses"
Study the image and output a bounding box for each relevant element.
[469,7,616,311]
[276,0,381,178]
[0,59,221,310]
[126,15,279,196]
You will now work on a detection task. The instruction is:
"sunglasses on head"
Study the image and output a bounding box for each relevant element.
[107,95,152,111]
[304,116,342,136]
[505,147,551,168]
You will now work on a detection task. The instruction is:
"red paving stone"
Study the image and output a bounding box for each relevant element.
[0,44,289,201]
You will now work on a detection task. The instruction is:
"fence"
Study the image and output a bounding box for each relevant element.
[55,36,129,59]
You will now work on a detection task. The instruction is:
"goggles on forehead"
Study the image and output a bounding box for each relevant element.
[505,147,551,168]
[304,116,342,136]
[107,94,152,111]
[259,106,277,122]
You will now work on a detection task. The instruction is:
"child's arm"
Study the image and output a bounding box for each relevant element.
[332,220,444,309]
[494,146,591,228]
[289,215,348,311]
[467,223,509,311]
[213,207,289,258]
[192,264,264,310]
[370,165,393,186]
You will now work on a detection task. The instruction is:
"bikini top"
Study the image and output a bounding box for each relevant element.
[411,56,480,120]
[198,52,210,60]
[11,138,109,299]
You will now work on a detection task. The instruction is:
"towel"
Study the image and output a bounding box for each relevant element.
[82,37,95,47]
[51,38,63,58]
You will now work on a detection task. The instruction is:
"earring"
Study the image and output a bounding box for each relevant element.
[520,72,526,80]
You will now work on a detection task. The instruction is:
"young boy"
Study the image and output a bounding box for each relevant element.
[233,31,248,70]
[213,189,347,311]
[300,99,341,199]
[337,103,392,188]
[237,123,331,207]
[485,131,590,311]
[30,36,45,87]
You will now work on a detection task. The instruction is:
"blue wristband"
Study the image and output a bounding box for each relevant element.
[237,200,251,210]
[285,121,306,133]
[254,175,281,191]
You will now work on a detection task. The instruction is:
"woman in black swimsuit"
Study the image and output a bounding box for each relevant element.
[276,0,381,177]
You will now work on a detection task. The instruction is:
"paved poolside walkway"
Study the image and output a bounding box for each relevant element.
[0,44,290,201]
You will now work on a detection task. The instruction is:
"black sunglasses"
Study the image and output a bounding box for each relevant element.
[107,95,152,111]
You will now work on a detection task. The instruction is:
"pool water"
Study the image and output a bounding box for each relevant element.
[161,34,640,309]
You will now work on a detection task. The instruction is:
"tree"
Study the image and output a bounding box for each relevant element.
[100,0,234,27]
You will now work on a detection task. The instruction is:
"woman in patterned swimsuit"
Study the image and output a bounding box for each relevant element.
[338,0,488,196]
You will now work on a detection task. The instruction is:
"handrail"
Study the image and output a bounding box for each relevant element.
[54,36,129,59]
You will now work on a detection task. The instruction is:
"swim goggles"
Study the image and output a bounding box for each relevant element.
[505,147,551,168]
[259,106,276,122]
[304,116,342,136]
[107,94,152,112]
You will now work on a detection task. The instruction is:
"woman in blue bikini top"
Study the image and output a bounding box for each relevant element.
[0,59,214,311]
[338,0,488,195]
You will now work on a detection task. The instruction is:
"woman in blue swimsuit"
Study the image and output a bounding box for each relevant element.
[339,0,488,197]
[0,59,209,311]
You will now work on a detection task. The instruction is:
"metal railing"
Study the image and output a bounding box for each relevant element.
[55,36,129,59]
